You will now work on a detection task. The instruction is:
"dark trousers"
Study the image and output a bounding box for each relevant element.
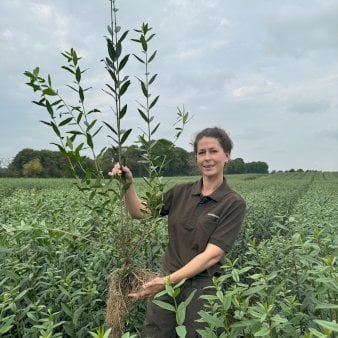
[142,275,214,338]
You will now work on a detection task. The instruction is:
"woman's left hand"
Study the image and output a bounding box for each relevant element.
[128,276,167,299]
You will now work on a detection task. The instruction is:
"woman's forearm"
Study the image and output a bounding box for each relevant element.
[124,183,146,219]
[169,243,224,284]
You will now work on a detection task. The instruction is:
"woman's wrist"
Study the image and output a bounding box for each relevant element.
[163,275,170,285]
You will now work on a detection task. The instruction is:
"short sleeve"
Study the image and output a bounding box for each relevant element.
[159,187,174,216]
[209,197,246,253]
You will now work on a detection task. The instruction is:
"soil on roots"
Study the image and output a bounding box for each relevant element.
[105,267,159,338]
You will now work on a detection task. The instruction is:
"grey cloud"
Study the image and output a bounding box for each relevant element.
[318,128,338,140]
[263,2,338,57]
[287,99,331,114]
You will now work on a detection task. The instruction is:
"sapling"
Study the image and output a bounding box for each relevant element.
[24,0,189,336]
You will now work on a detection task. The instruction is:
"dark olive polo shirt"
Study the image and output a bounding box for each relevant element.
[161,178,246,276]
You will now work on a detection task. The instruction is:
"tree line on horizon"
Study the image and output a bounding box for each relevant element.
[0,139,269,178]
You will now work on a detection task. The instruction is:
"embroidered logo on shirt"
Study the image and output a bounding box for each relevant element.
[207,213,220,220]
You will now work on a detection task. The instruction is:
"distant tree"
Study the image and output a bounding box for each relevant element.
[38,150,70,177]
[296,168,304,172]
[124,145,147,177]
[116,140,196,177]
[0,158,10,177]
[228,158,246,174]
[8,148,37,177]
[97,148,115,178]
[7,148,95,178]
[245,161,269,174]
[187,152,199,176]
[289,168,295,172]
[22,158,43,177]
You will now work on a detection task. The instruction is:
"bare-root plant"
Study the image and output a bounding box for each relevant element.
[24,1,189,336]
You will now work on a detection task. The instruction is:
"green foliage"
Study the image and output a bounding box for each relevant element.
[153,279,197,338]
[22,158,43,177]
[228,159,269,174]
[23,1,190,336]
[0,172,337,336]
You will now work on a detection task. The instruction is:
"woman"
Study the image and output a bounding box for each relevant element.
[108,127,246,338]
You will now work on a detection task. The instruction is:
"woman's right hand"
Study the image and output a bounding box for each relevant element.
[108,163,133,184]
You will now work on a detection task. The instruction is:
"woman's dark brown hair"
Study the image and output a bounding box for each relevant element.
[193,127,233,155]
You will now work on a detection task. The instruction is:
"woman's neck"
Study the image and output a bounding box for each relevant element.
[201,175,223,196]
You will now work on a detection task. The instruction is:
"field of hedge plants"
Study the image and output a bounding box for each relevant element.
[0,172,337,337]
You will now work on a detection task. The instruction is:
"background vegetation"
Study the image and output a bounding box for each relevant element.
[0,172,337,337]
[1,147,270,178]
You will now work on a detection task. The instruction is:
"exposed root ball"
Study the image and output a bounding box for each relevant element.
[105,267,158,337]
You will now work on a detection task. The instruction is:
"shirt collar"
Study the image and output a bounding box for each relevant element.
[191,177,231,202]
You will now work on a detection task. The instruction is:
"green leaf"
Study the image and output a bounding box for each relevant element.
[120,128,132,145]
[67,130,83,136]
[0,315,15,334]
[133,53,145,64]
[140,35,147,51]
[138,109,149,123]
[118,30,129,45]
[33,67,40,76]
[148,50,157,63]
[66,137,73,150]
[118,54,130,71]
[45,100,54,116]
[141,81,148,97]
[314,320,338,332]
[151,123,160,136]
[315,303,338,310]
[14,289,29,301]
[149,74,158,85]
[93,125,103,137]
[152,300,175,312]
[77,112,83,124]
[75,67,81,82]
[176,325,187,338]
[86,133,93,148]
[176,306,186,326]
[198,311,224,328]
[147,33,156,42]
[119,80,131,96]
[115,42,122,59]
[50,122,61,137]
[149,95,159,109]
[47,74,52,86]
[51,143,67,155]
[106,39,116,61]
[119,104,128,119]
[103,122,118,135]
[43,87,57,96]
[59,117,73,127]
[254,326,270,336]
[40,120,51,127]
[182,289,197,308]
[61,303,72,317]
[79,86,84,102]
[61,65,75,74]
[86,119,97,131]
[309,328,328,338]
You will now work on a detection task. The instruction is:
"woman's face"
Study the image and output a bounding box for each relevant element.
[196,136,230,178]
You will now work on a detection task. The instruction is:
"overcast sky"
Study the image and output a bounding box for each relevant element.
[1,0,338,171]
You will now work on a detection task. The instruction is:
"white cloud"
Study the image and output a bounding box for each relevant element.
[231,81,275,100]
